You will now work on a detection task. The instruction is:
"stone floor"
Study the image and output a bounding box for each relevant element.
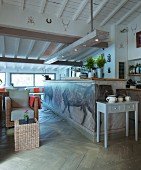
[0,108,141,170]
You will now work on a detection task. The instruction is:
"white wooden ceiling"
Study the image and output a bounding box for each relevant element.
[0,0,141,66]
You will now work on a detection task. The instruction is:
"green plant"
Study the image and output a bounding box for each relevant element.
[85,56,95,70]
[24,109,29,118]
[95,54,106,68]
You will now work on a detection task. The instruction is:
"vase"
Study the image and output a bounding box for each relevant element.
[97,68,103,78]
[88,71,93,78]
[24,117,29,124]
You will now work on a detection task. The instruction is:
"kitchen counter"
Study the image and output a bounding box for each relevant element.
[58,78,126,81]
[43,79,126,142]
[126,88,141,91]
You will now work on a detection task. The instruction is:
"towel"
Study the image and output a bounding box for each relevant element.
[29,96,42,109]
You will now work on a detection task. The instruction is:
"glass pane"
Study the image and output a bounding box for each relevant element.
[49,74,55,80]
[0,73,6,87]
[11,74,33,87]
[35,74,44,86]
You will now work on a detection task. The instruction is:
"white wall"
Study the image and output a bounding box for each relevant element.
[128,13,141,61]
[92,26,116,78]
[115,25,128,79]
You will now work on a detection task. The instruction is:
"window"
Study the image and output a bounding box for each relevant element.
[11,74,34,87]
[11,73,55,87]
[35,74,44,86]
[0,72,6,86]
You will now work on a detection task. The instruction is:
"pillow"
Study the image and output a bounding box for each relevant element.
[9,90,29,108]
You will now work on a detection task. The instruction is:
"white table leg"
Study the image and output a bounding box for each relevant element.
[97,111,100,143]
[104,112,108,148]
[126,112,129,137]
[135,103,138,141]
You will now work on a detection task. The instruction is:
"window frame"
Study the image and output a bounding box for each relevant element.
[0,72,6,86]
[10,73,56,87]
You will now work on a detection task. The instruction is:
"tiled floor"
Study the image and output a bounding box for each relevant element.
[0,108,141,170]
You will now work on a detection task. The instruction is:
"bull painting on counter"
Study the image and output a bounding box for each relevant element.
[44,82,95,132]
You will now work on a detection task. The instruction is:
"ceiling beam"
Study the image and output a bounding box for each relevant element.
[100,0,129,26]
[75,48,98,61]
[87,0,109,23]
[14,38,20,58]
[116,1,141,25]
[0,36,5,57]
[21,0,25,10]
[26,40,36,59]
[44,29,109,64]
[57,0,69,18]
[72,0,89,21]
[0,26,80,44]
[53,43,65,53]
[39,0,47,14]
[51,61,83,66]
[63,47,90,60]
[42,42,59,58]
[37,42,51,59]
[0,57,44,64]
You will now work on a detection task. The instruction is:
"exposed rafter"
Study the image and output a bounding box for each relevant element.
[54,43,65,53]
[116,1,141,25]
[66,48,91,60]
[0,36,5,57]
[57,0,69,18]
[21,0,25,10]
[72,0,89,21]
[52,61,83,66]
[76,48,98,61]
[39,0,47,14]
[100,0,129,26]
[26,40,36,59]
[42,42,59,58]
[0,57,44,64]
[87,0,109,23]
[44,29,109,64]
[0,26,80,44]
[14,38,20,58]
[37,42,51,59]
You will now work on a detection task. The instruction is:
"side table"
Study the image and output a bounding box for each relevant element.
[97,101,139,148]
[14,118,40,151]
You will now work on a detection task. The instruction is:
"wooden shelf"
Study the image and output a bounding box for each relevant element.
[128,74,141,76]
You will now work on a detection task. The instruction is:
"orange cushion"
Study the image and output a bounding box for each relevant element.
[0,88,5,92]
[34,88,39,93]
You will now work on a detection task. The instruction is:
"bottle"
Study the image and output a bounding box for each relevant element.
[136,63,139,74]
[132,65,135,74]
[139,64,141,74]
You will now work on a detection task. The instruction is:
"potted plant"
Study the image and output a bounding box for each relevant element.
[95,53,106,78]
[85,56,95,78]
[24,109,29,124]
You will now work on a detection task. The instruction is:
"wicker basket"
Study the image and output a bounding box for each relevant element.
[14,118,39,151]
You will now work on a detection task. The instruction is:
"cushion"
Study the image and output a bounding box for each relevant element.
[0,88,5,92]
[9,90,29,108]
[11,107,34,121]
[26,87,44,93]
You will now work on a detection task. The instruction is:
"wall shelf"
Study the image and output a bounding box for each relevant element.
[128,74,141,76]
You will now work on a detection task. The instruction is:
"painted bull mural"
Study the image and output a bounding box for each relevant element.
[62,84,95,125]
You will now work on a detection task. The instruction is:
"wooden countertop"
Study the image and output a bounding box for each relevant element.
[126,88,141,91]
[91,78,126,81]
[44,78,126,82]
